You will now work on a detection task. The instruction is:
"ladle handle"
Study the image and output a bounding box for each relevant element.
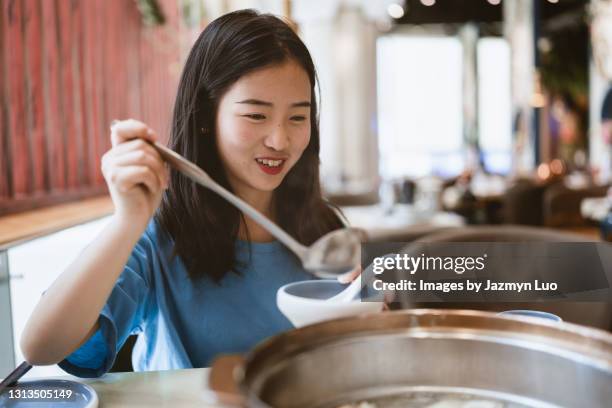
[152,142,308,259]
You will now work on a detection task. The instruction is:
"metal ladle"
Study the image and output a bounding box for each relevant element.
[152,142,361,278]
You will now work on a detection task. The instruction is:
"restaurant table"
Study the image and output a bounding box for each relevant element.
[63,368,221,407]
[340,204,464,242]
[340,204,465,230]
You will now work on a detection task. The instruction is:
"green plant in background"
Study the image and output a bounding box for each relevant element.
[539,24,589,104]
[135,0,166,26]
[539,16,590,150]
[181,0,207,28]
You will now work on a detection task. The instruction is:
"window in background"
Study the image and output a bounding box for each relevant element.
[377,36,464,179]
[477,38,512,174]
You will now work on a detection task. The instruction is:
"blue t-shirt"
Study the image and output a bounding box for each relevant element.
[58,220,312,377]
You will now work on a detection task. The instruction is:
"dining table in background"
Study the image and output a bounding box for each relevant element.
[340,203,465,242]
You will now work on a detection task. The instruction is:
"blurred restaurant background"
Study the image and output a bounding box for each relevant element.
[1,0,611,377]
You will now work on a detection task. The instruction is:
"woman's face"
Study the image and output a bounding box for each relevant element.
[215,59,312,201]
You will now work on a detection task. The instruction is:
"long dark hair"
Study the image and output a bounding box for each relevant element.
[156,9,344,282]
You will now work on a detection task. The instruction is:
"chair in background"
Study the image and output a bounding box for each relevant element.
[394,225,612,331]
[397,179,417,204]
[325,190,379,207]
[109,335,138,372]
[440,176,503,225]
[502,179,550,225]
[543,183,610,227]
[440,186,480,224]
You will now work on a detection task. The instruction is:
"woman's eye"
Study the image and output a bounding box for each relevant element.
[290,115,307,122]
[244,114,266,120]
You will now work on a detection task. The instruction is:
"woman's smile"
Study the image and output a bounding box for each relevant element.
[255,157,287,175]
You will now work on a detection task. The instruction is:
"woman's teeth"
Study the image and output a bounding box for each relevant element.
[256,158,284,167]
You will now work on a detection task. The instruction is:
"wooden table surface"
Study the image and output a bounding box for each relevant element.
[78,368,222,407]
[0,196,113,250]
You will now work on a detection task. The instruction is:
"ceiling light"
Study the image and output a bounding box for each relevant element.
[537,163,551,180]
[387,3,405,19]
[421,0,436,6]
[487,0,501,5]
[537,37,552,53]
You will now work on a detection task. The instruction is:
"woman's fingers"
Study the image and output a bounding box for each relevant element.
[103,144,168,188]
[103,119,165,220]
[109,118,156,147]
[112,165,162,194]
[109,138,160,160]
[337,265,362,283]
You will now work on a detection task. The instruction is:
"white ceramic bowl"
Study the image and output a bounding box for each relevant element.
[277,280,384,328]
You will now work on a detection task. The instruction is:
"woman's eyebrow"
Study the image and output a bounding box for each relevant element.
[236,99,272,106]
[236,99,311,108]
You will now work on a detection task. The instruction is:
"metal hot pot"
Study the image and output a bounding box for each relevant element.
[206,309,612,407]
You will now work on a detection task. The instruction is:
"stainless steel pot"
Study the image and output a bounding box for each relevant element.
[206,309,612,408]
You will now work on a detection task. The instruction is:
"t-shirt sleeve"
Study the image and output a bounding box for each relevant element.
[57,225,156,378]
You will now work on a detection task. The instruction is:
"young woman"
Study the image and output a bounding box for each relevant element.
[20,9,352,377]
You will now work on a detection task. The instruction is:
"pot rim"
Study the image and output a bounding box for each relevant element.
[236,309,612,405]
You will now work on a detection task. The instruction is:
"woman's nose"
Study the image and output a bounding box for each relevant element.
[264,124,289,151]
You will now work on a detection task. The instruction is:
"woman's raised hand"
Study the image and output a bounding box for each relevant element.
[102,119,168,224]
